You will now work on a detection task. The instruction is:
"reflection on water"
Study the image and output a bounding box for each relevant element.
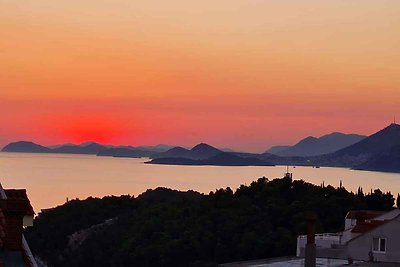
[0,152,399,212]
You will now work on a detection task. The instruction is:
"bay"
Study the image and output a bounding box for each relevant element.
[0,152,399,212]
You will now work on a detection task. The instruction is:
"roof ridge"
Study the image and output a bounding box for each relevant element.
[346,212,400,244]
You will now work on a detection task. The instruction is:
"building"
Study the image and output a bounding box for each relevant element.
[297,209,400,264]
[0,183,38,267]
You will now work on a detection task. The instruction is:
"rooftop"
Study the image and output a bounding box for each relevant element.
[346,210,385,220]
[220,257,400,267]
[0,184,37,267]
[351,220,388,234]
[220,257,351,267]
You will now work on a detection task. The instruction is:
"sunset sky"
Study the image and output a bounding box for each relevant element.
[1,0,400,152]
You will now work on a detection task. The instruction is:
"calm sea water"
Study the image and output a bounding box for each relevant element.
[0,152,399,212]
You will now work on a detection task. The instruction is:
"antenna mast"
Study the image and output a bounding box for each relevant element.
[284,165,292,179]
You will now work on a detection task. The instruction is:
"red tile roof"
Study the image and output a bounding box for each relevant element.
[4,189,35,216]
[351,220,388,234]
[0,186,36,267]
[346,210,384,220]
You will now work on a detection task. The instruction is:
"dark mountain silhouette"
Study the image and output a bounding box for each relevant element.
[152,143,222,160]
[134,144,174,153]
[228,151,304,166]
[97,144,174,158]
[334,124,400,157]
[97,147,155,158]
[1,141,51,153]
[2,141,107,155]
[271,132,366,157]
[2,140,175,157]
[147,152,273,166]
[265,145,290,154]
[79,141,101,147]
[191,143,222,158]
[221,148,235,152]
[145,157,199,165]
[52,142,106,154]
[232,151,267,159]
[152,147,192,159]
[301,124,400,168]
[202,153,273,166]
[48,143,76,149]
[113,124,400,170]
[356,145,400,173]
[263,124,400,171]
[2,124,399,171]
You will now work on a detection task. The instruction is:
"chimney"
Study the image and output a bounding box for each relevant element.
[304,212,317,267]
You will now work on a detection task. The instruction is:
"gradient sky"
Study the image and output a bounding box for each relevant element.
[1,0,400,152]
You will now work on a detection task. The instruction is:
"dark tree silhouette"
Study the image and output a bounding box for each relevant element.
[25,177,395,267]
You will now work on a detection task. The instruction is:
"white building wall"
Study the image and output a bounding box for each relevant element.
[296,234,341,257]
[345,218,356,230]
[347,217,400,262]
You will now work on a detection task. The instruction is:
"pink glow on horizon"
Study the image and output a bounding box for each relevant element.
[0,98,395,152]
[1,1,400,152]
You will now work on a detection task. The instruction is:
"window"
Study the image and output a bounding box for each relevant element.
[380,238,386,252]
[373,237,386,253]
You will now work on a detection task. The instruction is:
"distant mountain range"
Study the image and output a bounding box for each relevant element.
[2,124,400,172]
[265,145,290,155]
[334,124,400,157]
[296,123,400,170]
[2,141,52,153]
[2,141,107,155]
[53,142,106,154]
[147,124,400,172]
[151,143,223,160]
[266,132,366,157]
[97,147,155,158]
[148,152,273,166]
[321,123,400,168]
[1,141,235,161]
[356,145,400,173]
[1,142,175,157]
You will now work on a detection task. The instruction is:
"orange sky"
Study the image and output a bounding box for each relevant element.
[1,1,400,152]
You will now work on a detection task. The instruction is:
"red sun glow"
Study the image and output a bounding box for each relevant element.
[50,115,126,144]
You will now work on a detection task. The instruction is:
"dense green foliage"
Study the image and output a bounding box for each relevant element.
[25,177,395,267]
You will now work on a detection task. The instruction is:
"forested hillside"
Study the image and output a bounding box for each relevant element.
[25,177,395,267]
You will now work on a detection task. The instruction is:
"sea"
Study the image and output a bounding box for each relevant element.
[1,152,399,212]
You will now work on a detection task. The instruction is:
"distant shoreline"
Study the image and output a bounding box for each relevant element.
[3,124,400,173]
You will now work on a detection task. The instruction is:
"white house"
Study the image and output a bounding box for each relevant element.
[297,209,400,263]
